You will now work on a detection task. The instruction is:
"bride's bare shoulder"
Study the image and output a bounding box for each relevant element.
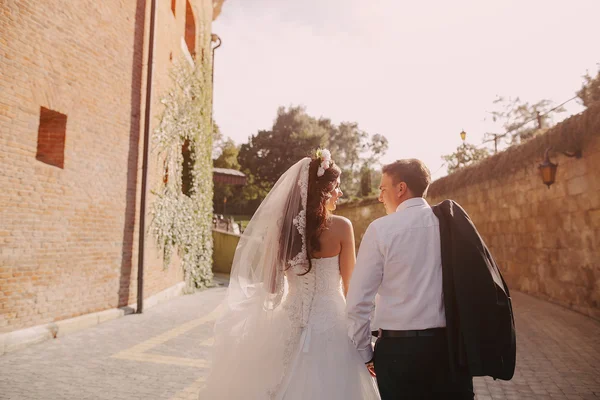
[329,215,353,236]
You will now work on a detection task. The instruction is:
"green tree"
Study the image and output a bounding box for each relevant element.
[329,124,388,195]
[213,139,242,214]
[212,138,267,216]
[367,134,389,163]
[442,143,490,174]
[212,122,224,159]
[329,122,366,173]
[577,66,600,108]
[236,106,388,209]
[359,164,372,197]
[370,169,382,194]
[485,96,565,145]
[213,138,240,170]
[238,106,328,191]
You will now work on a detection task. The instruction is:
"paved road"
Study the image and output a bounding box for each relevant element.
[0,287,599,399]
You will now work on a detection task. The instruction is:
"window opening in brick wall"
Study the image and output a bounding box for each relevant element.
[163,160,169,185]
[36,107,67,169]
[181,139,194,196]
[184,0,196,58]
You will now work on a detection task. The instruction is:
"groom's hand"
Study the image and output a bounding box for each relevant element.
[366,361,376,377]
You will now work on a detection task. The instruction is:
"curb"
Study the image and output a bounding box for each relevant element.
[0,281,186,356]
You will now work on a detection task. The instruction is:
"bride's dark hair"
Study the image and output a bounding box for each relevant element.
[302,152,341,274]
[278,152,341,277]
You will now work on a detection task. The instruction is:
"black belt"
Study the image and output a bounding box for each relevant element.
[374,328,446,338]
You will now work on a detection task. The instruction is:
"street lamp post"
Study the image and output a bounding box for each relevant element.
[458,130,468,168]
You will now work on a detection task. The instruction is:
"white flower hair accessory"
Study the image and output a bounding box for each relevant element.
[316,148,332,177]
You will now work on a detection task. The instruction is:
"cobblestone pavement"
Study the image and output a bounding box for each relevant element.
[0,288,599,400]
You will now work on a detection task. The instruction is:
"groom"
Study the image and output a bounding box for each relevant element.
[346,159,474,399]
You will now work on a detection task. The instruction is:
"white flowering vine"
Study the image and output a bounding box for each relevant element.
[149,59,214,291]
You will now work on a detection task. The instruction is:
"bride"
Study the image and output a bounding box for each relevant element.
[200,150,380,399]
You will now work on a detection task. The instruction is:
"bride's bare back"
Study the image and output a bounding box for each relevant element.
[312,215,356,296]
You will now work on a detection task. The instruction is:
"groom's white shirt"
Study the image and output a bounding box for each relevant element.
[346,197,446,363]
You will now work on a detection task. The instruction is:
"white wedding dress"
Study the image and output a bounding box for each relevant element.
[200,158,379,399]
[274,254,380,399]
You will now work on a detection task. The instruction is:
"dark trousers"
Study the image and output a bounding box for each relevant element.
[373,332,474,400]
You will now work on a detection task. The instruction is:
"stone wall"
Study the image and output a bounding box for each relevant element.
[336,199,385,248]
[338,107,600,320]
[0,0,216,333]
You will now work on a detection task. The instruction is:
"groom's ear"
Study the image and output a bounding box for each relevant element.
[396,182,406,197]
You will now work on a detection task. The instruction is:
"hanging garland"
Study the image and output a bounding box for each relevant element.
[149,59,214,291]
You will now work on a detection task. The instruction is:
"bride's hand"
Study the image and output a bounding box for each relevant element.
[366,361,376,377]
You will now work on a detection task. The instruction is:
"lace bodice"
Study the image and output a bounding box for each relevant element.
[283,255,345,333]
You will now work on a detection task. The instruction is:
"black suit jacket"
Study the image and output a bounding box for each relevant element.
[432,200,516,381]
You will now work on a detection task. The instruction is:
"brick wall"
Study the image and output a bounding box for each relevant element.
[0,0,215,333]
[337,110,600,320]
[143,0,214,305]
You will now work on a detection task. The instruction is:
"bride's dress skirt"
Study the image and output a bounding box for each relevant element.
[200,256,380,399]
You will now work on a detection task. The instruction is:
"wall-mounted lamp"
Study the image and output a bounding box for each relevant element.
[538,147,582,188]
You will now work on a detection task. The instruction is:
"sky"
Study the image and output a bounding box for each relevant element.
[212,0,600,179]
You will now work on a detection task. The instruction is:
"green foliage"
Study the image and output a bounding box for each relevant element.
[329,123,388,194]
[577,66,600,108]
[213,138,240,170]
[370,169,382,194]
[213,139,243,214]
[238,106,326,191]
[212,106,388,216]
[359,165,384,197]
[149,59,214,290]
[485,96,565,145]
[212,122,226,159]
[237,105,388,205]
[442,143,490,174]
[431,103,600,197]
[359,164,372,197]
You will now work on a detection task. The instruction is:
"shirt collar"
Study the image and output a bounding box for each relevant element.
[396,197,429,213]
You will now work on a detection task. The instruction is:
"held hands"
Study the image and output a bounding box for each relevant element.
[366,361,376,377]
[365,329,380,377]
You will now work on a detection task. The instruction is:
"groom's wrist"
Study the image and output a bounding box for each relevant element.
[358,346,374,363]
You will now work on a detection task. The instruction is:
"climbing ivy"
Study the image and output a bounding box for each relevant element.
[149,59,214,291]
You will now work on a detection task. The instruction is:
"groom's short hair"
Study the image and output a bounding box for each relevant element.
[382,159,431,197]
